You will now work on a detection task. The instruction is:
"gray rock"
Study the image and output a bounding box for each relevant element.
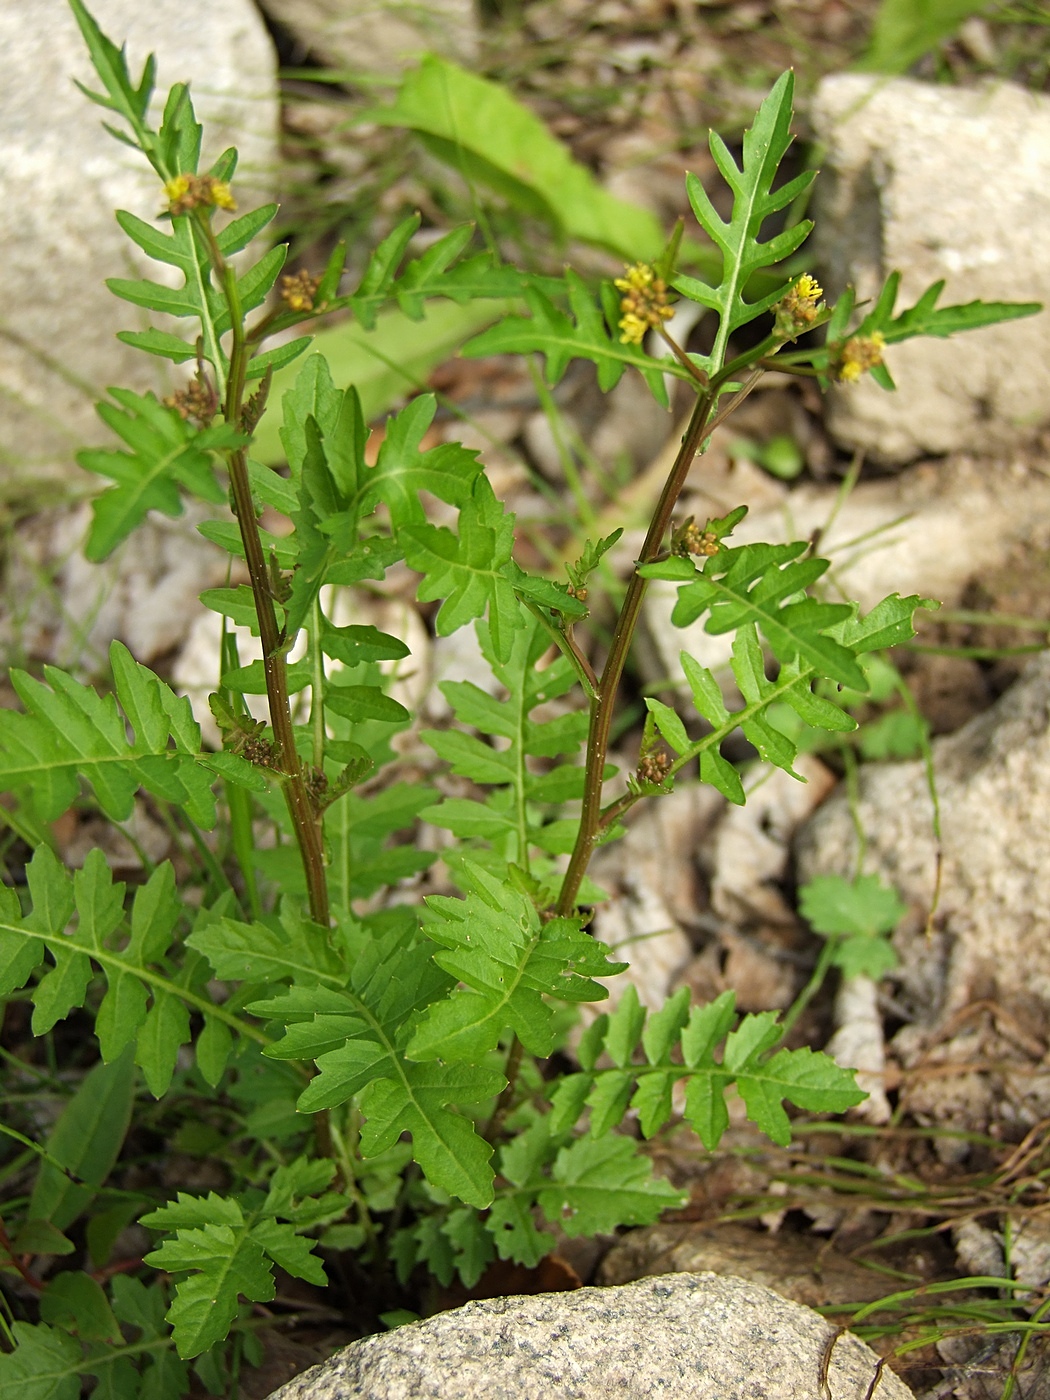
[597,1223,893,1310]
[256,0,476,77]
[265,1272,914,1399]
[645,453,1050,686]
[0,0,278,494]
[796,650,1050,1022]
[810,74,1050,463]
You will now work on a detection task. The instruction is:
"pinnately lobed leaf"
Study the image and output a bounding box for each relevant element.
[8,12,1044,1384]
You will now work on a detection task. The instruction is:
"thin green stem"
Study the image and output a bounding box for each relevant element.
[528,359,597,527]
[218,626,263,918]
[520,601,599,701]
[483,1036,525,1142]
[779,935,840,1040]
[329,1108,377,1249]
[310,596,326,771]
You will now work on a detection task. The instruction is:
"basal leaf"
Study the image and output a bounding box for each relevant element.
[0,641,215,828]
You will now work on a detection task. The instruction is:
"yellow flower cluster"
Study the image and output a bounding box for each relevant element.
[774,273,823,338]
[678,522,720,557]
[838,331,886,382]
[163,173,237,217]
[280,270,321,313]
[614,263,674,345]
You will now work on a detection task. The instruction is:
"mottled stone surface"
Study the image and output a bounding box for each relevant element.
[810,74,1050,462]
[797,650,1050,1024]
[0,0,277,492]
[255,0,476,76]
[266,1273,913,1399]
[598,1223,893,1309]
[646,453,1050,686]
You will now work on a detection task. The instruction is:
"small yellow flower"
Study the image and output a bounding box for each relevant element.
[164,174,191,204]
[774,273,824,339]
[614,262,674,345]
[837,331,886,382]
[280,270,321,313]
[210,180,236,211]
[163,172,237,217]
[795,273,822,302]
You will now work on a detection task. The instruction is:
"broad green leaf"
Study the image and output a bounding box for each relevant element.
[0,641,214,828]
[402,474,524,663]
[322,623,410,666]
[366,56,663,260]
[252,299,512,464]
[0,1322,82,1400]
[442,1206,495,1289]
[799,873,906,939]
[187,909,342,987]
[142,1170,339,1358]
[29,1045,136,1230]
[325,685,410,725]
[247,923,499,1207]
[83,372,236,563]
[200,584,282,634]
[136,990,191,1099]
[486,1193,551,1268]
[799,873,904,981]
[40,1272,121,1343]
[363,392,481,528]
[407,861,622,1063]
[736,1045,866,1146]
[538,1135,684,1236]
[860,0,997,73]
[419,798,518,839]
[149,1229,274,1357]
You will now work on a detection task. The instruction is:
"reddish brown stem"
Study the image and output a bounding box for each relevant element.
[555,391,715,916]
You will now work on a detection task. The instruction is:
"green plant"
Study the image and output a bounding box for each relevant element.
[0,4,1040,1391]
[859,0,999,73]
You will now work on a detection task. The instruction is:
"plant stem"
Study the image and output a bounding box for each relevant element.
[483,1036,525,1142]
[779,936,840,1040]
[199,215,330,927]
[555,390,715,915]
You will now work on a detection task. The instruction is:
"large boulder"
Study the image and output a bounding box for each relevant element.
[810,74,1050,463]
[265,1273,914,1399]
[0,0,278,495]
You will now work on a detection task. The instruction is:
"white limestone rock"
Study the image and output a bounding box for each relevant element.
[0,0,278,492]
[796,650,1050,1020]
[645,453,1050,685]
[810,74,1050,462]
[255,0,477,77]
